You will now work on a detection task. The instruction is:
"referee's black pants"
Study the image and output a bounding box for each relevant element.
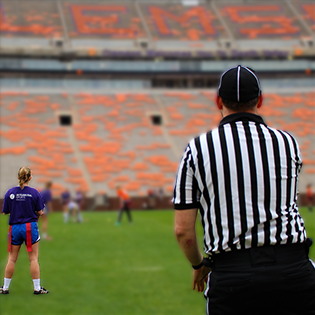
[205,242,315,315]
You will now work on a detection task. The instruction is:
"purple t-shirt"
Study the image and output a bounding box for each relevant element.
[2,186,44,225]
[41,189,52,204]
[61,191,71,204]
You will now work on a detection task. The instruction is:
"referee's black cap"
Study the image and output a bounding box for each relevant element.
[218,65,262,102]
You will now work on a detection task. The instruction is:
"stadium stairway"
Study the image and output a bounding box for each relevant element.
[67,94,94,194]
[152,94,182,161]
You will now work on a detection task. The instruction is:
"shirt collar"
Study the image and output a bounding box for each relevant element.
[219,112,266,126]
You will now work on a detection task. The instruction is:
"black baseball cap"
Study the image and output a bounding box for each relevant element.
[218,65,262,102]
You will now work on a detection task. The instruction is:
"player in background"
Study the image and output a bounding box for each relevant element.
[67,200,83,223]
[75,189,85,210]
[0,166,49,294]
[147,188,156,209]
[306,184,313,212]
[70,189,84,223]
[40,181,53,240]
[61,188,71,223]
[74,189,84,222]
[61,188,83,223]
[116,185,132,225]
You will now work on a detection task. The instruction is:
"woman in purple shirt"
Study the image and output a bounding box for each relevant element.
[0,167,49,295]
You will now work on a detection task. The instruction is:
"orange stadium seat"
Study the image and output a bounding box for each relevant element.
[113,175,130,182]
[132,163,149,171]
[118,151,136,159]
[6,102,20,110]
[124,182,142,191]
[91,175,108,182]
[302,159,315,166]
[0,147,26,155]
[67,168,83,177]
[223,5,300,38]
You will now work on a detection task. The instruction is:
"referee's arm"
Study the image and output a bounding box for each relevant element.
[175,209,210,292]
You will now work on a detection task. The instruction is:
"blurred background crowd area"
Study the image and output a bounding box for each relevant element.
[0,0,314,208]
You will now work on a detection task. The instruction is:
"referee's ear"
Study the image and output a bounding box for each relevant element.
[257,94,263,109]
[216,95,223,110]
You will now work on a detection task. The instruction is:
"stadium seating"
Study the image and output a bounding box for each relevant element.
[1,89,314,197]
[0,0,314,197]
[0,1,62,39]
[0,92,86,196]
[138,3,225,41]
[0,0,313,54]
[64,3,146,39]
[220,4,302,39]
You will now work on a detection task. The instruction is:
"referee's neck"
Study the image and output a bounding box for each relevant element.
[217,95,263,118]
[221,107,259,118]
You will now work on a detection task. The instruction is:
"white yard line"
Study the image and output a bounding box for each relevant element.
[128,266,164,272]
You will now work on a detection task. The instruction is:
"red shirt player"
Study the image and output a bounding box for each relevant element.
[116,186,132,225]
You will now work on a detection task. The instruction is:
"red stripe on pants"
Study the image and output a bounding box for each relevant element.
[26,223,32,252]
[8,226,12,252]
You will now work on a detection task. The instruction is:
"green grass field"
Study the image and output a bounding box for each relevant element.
[0,208,314,315]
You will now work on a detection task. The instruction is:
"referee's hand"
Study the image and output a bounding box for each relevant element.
[193,266,212,292]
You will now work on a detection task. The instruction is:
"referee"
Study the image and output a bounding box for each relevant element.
[173,65,315,315]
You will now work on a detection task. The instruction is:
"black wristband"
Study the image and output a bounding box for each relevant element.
[192,257,213,270]
[192,259,204,270]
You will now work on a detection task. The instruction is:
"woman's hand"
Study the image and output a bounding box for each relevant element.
[36,210,44,217]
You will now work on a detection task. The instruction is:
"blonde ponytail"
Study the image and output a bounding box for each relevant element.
[18,166,32,188]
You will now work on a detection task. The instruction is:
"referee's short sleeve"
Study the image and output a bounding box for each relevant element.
[173,144,200,210]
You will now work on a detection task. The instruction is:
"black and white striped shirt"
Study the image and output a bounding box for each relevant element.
[173,112,306,254]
